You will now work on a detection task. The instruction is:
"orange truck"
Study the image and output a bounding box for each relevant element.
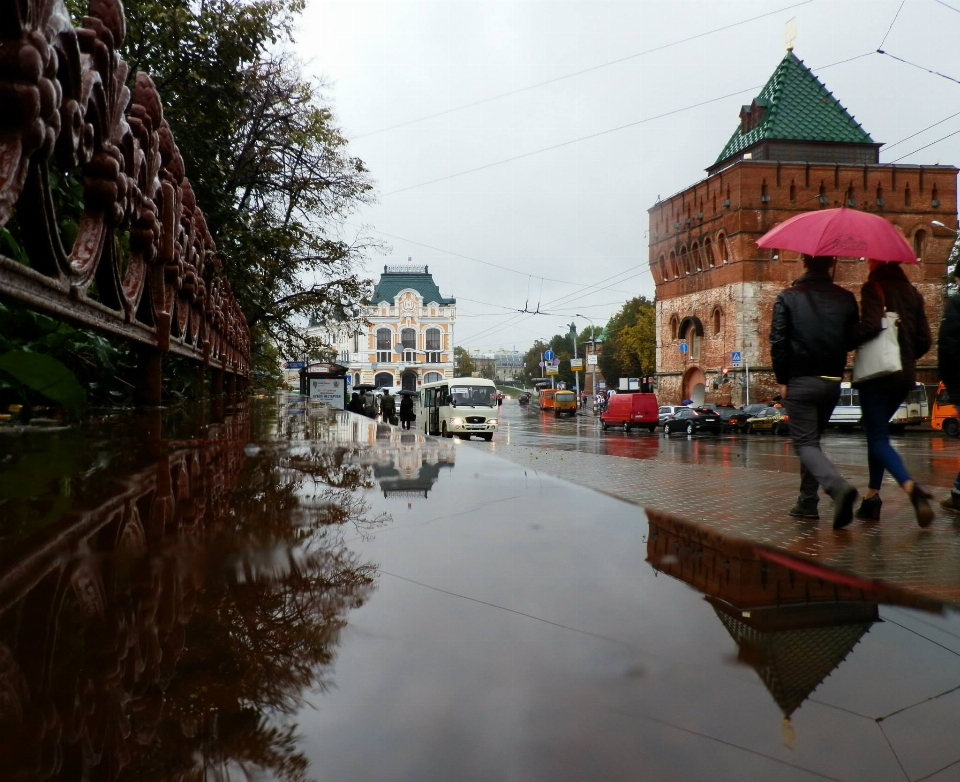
[932,381,960,436]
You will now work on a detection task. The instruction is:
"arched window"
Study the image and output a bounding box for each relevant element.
[914,229,927,260]
[425,328,442,363]
[691,242,702,272]
[712,308,722,335]
[685,322,701,361]
[424,371,442,383]
[669,251,679,279]
[669,315,680,340]
[789,181,796,202]
[401,328,417,362]
[680,245,691,276]
[658,254,667,280]
[704,237,714,268]
[905,185,912,207]
[374,372,394,388]
[717,233,729,264]
[354,372,361,387]
[376,328,392,362]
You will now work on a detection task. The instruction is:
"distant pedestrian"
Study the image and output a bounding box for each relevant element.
[770,254,860,528]
[851,260,933,526]
[938,262,960,515]
[347,392,364,414]
[362,390,378,419]
[399,392,415,430]
[380,389,398,425]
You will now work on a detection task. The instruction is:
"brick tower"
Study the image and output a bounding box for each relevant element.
[649,48,958,406]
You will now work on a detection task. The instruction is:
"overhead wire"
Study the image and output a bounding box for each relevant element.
[878,0,905,49]
[353,0,813,139]
[379,51,876,198]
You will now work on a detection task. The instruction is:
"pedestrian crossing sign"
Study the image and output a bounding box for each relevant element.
[731,351,742,368]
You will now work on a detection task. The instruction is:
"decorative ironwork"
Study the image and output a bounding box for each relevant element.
[0,0,250,401]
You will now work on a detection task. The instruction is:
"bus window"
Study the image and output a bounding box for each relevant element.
[938,387,951,405]
[424,388,434,407]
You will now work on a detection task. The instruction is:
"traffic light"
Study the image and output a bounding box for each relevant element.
[720,367,730,385]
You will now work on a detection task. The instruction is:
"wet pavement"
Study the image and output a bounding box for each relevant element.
[3,396,960,781]
[461,401,960,605]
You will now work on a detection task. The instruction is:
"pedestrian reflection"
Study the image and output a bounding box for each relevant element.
[370,429,456,499]
[0,399,381,781]
[645,510,940,722]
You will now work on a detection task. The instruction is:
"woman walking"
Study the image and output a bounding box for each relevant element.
[399,392,415,431]
[853,260,933,526]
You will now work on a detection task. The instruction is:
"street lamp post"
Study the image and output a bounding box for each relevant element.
[567,323,580,401]
[575,314,597,398]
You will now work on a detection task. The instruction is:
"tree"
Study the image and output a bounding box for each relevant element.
[70,0,379,379]
[599,297,656,387]
[453,346,474,376]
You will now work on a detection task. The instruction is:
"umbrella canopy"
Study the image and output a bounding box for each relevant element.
[756,208,917,264]
[352,384,376,392]
[396,389,418,396]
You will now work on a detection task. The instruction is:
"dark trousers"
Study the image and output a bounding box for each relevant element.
[858,383,912,490]
[783,376,847,501]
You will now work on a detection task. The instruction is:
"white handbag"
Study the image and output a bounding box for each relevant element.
[853,283,902,383]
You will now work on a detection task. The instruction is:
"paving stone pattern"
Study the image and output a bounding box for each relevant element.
[489,441,960,606]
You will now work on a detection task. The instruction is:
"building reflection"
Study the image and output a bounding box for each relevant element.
[0,399,382,781]
[370,428,456,498]
[645,510,940,720]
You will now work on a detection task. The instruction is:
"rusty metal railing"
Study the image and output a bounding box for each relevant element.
[0,0,250,402]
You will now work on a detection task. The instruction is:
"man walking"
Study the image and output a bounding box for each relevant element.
[939,261,960,514]
[380,389,397,426]
[769,255,860,529]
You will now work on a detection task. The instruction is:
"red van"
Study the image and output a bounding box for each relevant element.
[600,392,659,432]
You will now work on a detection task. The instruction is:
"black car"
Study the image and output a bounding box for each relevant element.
[663,407,723,435]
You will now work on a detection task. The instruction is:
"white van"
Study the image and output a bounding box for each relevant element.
[419,377,499,441]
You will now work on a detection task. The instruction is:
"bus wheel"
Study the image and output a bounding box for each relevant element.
[442,423,451,438]
[946,419,960,437]
[480,433,493,441]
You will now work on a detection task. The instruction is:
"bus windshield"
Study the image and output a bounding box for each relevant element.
[450,385,497,407]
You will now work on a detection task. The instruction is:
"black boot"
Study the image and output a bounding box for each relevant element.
[788,496,819,520]
[855,494,882,521]
[910,484,935,528]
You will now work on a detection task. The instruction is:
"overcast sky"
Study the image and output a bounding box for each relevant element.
[296,0,960,352]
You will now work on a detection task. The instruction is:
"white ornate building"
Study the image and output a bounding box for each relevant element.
[305,264,456,391]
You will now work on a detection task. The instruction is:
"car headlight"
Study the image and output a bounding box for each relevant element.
[451,418,464,426]
[488,419,498,426]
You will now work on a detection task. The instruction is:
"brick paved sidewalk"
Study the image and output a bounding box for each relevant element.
[489,442,960,606]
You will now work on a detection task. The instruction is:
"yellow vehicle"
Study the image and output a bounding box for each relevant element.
[554,390,578,418]
[932,382,959,436]
[745,406,790,435]
[537,388,557,412]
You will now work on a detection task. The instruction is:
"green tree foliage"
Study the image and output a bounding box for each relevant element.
[71,0,379,376]
[598,296,656,387]
[453,346,474,376]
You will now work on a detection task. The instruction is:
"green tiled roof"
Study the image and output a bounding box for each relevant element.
[714,50,875,167]
[371,267,455,305]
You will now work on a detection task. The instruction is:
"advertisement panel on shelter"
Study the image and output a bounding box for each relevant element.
[310,378,345,409]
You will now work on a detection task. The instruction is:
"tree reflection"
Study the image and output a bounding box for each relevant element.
[0,398,384,781]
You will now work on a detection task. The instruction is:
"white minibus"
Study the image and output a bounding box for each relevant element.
[419,377,500,441]
[829,381,928,430]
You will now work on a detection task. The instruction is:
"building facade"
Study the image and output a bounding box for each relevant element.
[649,49,958,406]
[307,264,456,391]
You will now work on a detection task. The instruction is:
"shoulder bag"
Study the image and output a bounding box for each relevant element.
[852,282,902,383]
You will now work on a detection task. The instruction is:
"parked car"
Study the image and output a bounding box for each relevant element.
[601,392,659,432]
[745,406,790,435]
[658,405,689,425]
[663,407,722,435]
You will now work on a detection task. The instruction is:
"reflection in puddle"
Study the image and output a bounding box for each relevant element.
[646,510,942,722]
[0,398,408,781]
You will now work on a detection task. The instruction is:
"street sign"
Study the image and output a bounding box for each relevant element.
[587,354,598,366]
[543,350,554,361]
[552,358,560,366]
[538,361,545,368]
[345,376,352,386]
[570,358,583,372]
[546,366,559,376]
[731,351,742,368]
[284,361,306,370]
[679,342,688,355]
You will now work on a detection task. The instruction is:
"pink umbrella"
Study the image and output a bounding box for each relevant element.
[756,207,917,264]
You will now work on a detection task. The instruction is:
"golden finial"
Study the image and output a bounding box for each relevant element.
[785,18,797,51]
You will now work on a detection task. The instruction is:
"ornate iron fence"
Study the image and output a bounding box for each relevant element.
[0,0,250,402]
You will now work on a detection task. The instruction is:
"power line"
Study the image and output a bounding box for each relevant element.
[877,49,960,88]
[934,0,960,13]
[878,0,905,49]
[890,125,960,162]
[353,0,813,139]
[380,51,876,198]
[883,109,960,151]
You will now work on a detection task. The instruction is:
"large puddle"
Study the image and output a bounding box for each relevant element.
[1,395,960,781]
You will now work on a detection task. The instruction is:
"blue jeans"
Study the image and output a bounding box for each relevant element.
[858,384,912,490]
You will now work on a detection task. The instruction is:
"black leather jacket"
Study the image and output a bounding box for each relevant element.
[769,271,859,384]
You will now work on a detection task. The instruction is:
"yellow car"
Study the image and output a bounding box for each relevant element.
[745,406,790,435]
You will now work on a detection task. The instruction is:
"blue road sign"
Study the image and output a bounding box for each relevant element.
[679,342,688,355]
[285,361,306,370]
[731,351,742,368]
[543,350,554,361]
[345,375,352,386]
